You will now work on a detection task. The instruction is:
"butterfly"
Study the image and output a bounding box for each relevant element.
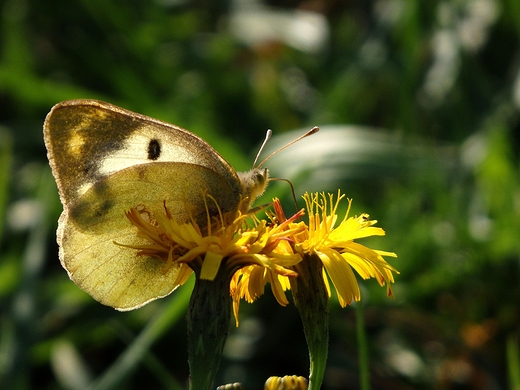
[44,99,318,311]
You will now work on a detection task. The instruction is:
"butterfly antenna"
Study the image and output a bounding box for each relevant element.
[252,129,272,168]
[257,126,319,168]
[253,126,319,211]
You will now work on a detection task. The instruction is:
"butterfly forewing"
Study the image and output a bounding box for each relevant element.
[44,100,243,204]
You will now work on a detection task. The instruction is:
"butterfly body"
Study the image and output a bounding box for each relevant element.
[44,100,268,310]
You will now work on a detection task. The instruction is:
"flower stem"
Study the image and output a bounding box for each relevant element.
[187,265,232,390]
[290,254,329,390]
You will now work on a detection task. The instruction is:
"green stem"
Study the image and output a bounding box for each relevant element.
[290,254,329,390]
[507,333,520,390]
[187,266,233,390]
[355,302,370,390]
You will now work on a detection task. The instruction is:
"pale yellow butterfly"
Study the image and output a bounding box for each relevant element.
[44,99,317,310]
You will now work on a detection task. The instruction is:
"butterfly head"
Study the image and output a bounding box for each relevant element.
[237,167,269,210]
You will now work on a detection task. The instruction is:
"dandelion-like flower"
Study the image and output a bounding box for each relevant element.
[232,191,398,390]
[291,191,397,390]
[124,198,302,284]
[123,197,304,390]
[265,375,308,390]
[293,191,398,305]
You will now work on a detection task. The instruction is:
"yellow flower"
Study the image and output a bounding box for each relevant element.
[124,198,302,284]
[277,191,398,390]
[123,196,308,389]
[231,192,398,312]
[294,191,398,306]
[264,375,308,390]
[123,196,305,326]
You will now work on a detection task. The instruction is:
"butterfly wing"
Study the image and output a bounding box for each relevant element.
[44,100,243,310]
[58,163,241,310]
[44,100,243,205]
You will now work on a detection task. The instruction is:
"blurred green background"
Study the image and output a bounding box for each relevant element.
[1,0,520,389]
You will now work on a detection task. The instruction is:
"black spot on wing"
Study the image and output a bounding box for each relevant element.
[147,139,161,160]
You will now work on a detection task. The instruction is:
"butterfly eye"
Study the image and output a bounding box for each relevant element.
[255,168,268,185]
